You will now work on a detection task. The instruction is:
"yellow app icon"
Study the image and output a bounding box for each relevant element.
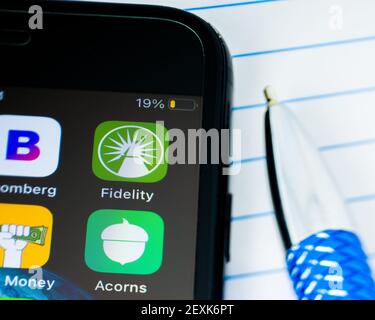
[0,203,53,269]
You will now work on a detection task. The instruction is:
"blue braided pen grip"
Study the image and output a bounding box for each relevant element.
[286,230,375,300]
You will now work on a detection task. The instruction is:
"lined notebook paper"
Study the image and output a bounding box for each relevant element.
[87,0,375,299]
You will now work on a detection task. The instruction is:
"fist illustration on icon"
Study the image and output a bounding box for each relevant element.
[0,224,31,268]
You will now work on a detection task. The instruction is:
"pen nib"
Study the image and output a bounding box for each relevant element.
[264,86,279,108]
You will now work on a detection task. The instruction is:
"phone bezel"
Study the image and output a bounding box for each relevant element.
[0,1,232,300]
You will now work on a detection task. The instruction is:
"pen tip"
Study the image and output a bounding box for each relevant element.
[264,86,279,107]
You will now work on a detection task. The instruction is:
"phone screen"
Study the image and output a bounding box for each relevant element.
[0,87,203,299]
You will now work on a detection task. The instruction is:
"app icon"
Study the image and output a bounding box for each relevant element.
[0,203,53,269]
[85,209,164,275]
[92,121,168,183]
[0,115,61,177]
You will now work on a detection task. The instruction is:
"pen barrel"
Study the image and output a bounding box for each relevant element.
[266,102,353,245]
[286,229,375,300]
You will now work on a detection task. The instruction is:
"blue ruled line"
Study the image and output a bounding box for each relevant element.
[319,139,375,152]
[231,210,275,222]
[232,35,375,59]
[185,0,282,11]
[231,155,266,165]
[232,102,266,111]
[225,267,285,281]
[231,193,375,223]
[347,194,375,204]
[230,194,375,223]
[232,85,375,112]
[231,191,375,223]
[231,137,375,167]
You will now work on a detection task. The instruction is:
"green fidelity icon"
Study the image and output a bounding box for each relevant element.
[85,209,164,275]
[92,121,168,183]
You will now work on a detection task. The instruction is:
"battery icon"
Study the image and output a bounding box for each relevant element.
[168,99,197,111]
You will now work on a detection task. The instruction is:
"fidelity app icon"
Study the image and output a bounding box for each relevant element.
[92,121,168,183]
[0,115,61,177]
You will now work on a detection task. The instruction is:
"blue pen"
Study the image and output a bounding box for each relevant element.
[264,86,375,300]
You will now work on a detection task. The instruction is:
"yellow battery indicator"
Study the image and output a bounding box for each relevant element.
[170,99,176,109]
[168,99,196,111]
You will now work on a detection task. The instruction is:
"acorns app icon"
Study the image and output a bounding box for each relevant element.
[85,209,164,275]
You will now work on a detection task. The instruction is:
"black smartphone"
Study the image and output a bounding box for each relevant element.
[0,1,232,300]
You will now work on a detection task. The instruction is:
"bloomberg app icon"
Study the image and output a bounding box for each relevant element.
[0,115,61,177]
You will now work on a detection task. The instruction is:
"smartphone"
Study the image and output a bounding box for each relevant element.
[0,1,232,300]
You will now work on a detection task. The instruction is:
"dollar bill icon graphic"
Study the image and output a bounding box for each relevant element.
[0,225,48,246]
